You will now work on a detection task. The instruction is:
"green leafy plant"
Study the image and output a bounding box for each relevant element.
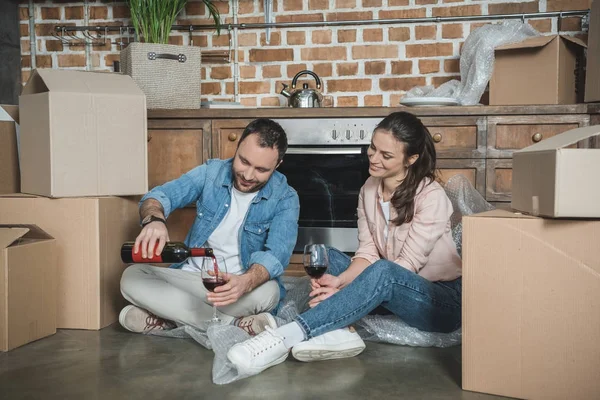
[128,0,221,44]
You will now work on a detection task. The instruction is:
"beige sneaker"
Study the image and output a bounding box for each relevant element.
[291,326,366,362]
[233,312,278,336]
[119,305,176,333]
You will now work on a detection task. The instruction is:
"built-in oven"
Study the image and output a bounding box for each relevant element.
[274,118,380,252]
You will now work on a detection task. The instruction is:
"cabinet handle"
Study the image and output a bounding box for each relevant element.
[147,135,152,143]
[228,133,238,142]
[432,133,443,143]
[532,133,543,143]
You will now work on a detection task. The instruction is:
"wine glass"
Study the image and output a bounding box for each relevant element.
[303,244,328,279]
[201,255,227,324]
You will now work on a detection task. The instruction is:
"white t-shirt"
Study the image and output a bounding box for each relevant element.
[380,199,391,242]
[182,187,258,274]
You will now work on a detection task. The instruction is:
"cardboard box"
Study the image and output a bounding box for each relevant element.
[19,69,148,198]
[585,0,600,102]
[490,35,586,105]
[0,225,56,352]
[0,195,140,330]
[511,125,600,218]
[0,105,20,194]
[462,210,600,400]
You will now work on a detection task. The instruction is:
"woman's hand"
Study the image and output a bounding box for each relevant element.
[308,286,340,308]
[310,274,342,291]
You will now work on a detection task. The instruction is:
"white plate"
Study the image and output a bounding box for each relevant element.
[400,97,459,107]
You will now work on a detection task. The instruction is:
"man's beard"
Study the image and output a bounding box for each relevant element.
[232,169,267,193]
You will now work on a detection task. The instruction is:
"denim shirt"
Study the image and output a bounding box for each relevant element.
[140,158,300,303]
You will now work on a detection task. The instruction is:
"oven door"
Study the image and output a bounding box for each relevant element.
[278,145,370,252]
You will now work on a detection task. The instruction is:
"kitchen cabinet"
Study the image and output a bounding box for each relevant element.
[212,119,252,160]
[485,115,590,202]
[486,115,588,158]
[421,116,486,159]
[146,119,210,243]
[437,159,486,196]
[147,119,211,189]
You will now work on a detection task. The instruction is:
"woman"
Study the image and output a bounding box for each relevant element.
[227,111,462,375]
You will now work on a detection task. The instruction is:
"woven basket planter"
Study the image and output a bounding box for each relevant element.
[120,42,201,109]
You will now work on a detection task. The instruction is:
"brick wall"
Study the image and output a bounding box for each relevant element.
[19,0,591,107]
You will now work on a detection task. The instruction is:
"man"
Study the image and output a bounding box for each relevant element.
[119,118,299,335]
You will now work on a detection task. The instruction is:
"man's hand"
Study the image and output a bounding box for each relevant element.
[308,286,340,308]
[206,273,251,307]
[134,222,170,258]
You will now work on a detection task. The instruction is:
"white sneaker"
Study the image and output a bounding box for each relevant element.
[227,326,289,375]
[291,327,366,362]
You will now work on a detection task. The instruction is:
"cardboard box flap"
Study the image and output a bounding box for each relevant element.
[516,125,600,153]
[0,227,30,249]
[495,35,555,51]
[0,224,53,240]
[466,209,537,219]
[22,69,144,96]
[0,105,19,123]
[0,225,53,248]
[21,70,50,95]
[561,35,587,48]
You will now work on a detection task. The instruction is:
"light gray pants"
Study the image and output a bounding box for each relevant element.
[120,264,280,330]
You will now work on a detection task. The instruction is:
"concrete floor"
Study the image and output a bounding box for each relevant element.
[0,325,510,400]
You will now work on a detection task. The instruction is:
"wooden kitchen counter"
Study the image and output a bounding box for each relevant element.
[148,104,596,119]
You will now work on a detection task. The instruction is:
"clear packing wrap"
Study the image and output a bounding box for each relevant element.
[403,21,539,105]
[149,175,494,384]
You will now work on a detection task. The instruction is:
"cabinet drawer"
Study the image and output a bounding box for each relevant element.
[428,125,477,150]
[147,129,206,189]
[436,159,486,198]
[485,159,513,202]
[212,119,253,160]
[487,115,589,158]
[421,117,486,159]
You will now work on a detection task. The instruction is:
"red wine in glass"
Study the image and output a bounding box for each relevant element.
[201,255,227,324]
[303,244,329,279]
[203,277,226,292]
[304,264,328,279]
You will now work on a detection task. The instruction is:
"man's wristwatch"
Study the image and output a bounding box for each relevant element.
[140,215,167,228]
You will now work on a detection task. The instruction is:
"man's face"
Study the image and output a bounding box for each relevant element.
[232,134,280,193]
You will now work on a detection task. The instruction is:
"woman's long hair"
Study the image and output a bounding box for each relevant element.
[374,112,437,225]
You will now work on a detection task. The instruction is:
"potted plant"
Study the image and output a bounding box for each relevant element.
[120,0,221,109]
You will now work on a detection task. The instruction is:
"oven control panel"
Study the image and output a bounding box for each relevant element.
[273,118,380,145]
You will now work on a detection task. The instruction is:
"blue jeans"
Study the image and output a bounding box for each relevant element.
[295,248,462,339]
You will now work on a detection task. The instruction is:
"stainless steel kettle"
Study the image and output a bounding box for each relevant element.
[280,70,323,108]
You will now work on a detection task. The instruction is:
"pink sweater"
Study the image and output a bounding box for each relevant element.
[352,177,462,282]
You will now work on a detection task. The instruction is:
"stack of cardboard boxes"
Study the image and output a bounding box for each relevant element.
[0,69,148,351]
[462,125,600,399]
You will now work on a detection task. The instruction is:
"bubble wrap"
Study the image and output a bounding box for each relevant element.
[147,175,494,384]
[404,21,540,105]
[444,174,495,256]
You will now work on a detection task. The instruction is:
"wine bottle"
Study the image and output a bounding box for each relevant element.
[121,241,214,264]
